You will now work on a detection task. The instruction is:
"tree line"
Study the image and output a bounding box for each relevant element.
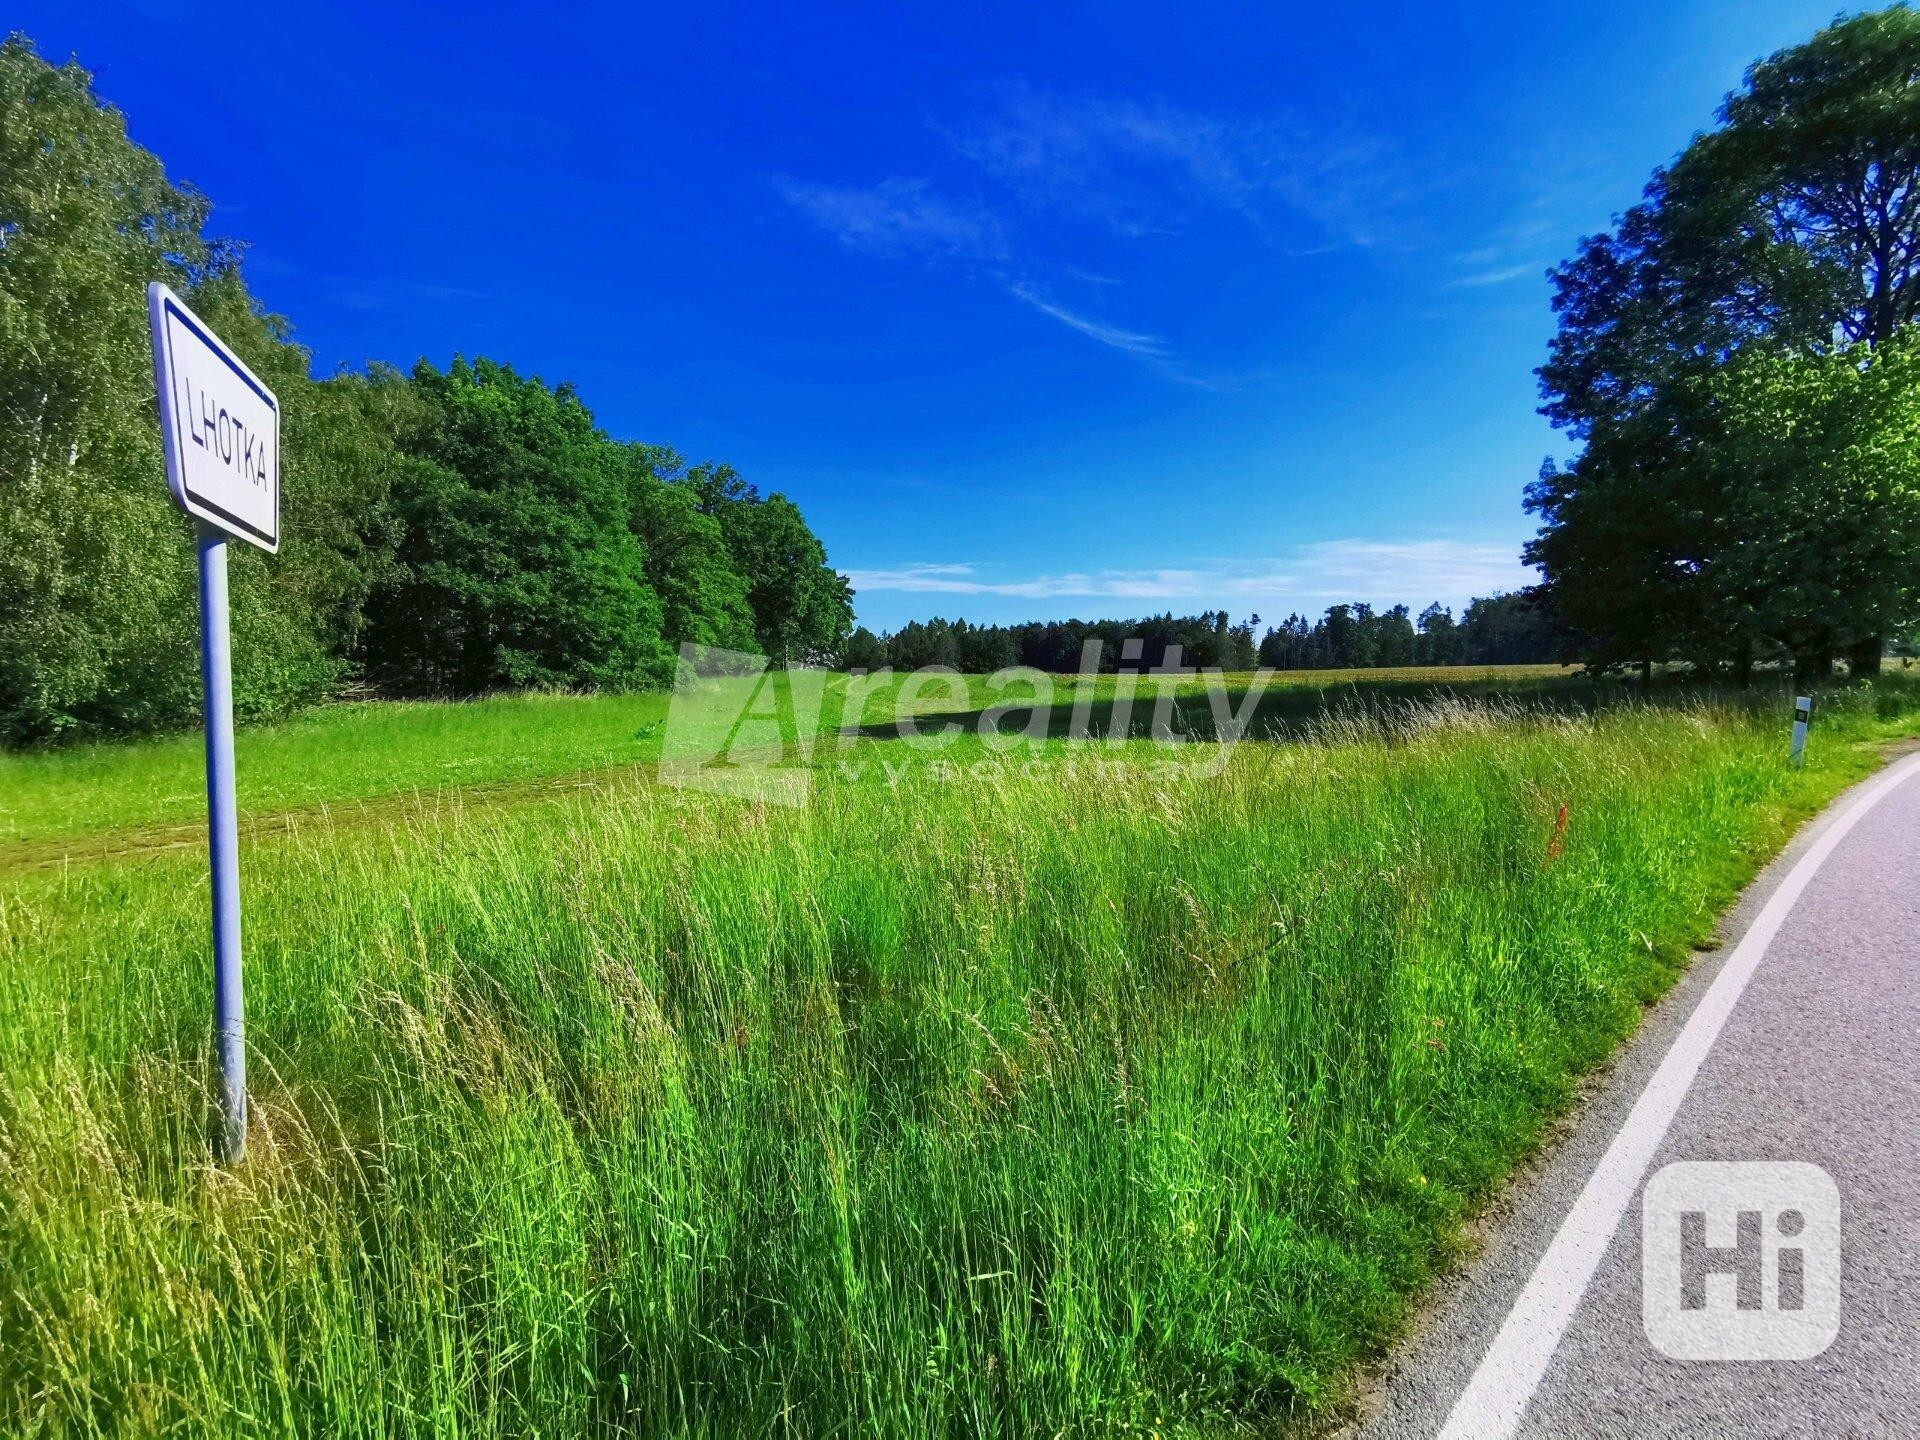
[1530,7,1920,684]
[21,9,1917,747]
[840,592,1556,674]
[0,38,851,744]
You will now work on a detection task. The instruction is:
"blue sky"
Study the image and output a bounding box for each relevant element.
[30,0,1849,632]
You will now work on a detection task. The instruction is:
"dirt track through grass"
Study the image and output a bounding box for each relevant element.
[1,765,644,874]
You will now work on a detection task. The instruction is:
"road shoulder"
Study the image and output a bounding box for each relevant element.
[1336,741,1920,1437]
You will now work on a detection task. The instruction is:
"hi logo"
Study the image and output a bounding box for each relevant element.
[1642,1161,1841,1360]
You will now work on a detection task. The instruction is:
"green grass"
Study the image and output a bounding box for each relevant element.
[0,665,1587,852]
[2,672,1917,1435]
[0,691,676,848]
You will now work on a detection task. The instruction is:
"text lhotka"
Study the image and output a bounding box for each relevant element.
[180,374,272,486]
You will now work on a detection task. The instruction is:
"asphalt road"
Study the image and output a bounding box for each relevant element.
[1358,750,1920,1440]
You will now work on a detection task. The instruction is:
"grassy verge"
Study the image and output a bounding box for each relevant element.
[2,676,1916,1434]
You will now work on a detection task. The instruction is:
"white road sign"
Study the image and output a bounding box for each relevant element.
[148,282,280,552]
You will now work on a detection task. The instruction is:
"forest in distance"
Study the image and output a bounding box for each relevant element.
[843,591,1559,674]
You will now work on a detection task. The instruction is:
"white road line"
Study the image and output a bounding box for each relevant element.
[1437,751,1920,1440]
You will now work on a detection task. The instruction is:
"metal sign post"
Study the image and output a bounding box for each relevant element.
[196,522,247,1161]
[1790,694,1813,767]
[148,282,281,1163]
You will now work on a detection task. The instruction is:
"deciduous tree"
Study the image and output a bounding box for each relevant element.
[1532,8,1920,677]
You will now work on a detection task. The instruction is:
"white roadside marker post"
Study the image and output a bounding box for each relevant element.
[1790,694,1813,767]
[147,282,282,1163]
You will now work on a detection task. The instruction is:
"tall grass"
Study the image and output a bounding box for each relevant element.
[2,679,1916,1435]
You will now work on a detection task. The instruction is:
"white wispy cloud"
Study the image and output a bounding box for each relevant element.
[847,541,1533,609]
[1007,287,1224,386]
[948,86,1419,250]
[772,175,1005,260]
[1445,261,1542,289]
[772,173,1203,380]
[773,88,1418,384]
[842,564,1290,601]
[1443,211,1560,290]
[1288,539,1533,598]
[1006,284,1171,362]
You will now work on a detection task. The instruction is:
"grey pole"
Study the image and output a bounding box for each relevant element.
[196,522,247,1162]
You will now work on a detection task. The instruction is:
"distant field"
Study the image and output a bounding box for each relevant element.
[0,663,1584,852]
[0,691,674,850]
[3,669,1917,1434]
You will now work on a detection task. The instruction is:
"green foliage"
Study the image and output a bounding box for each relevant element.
[1692,336,1920,661]
[0,37,849,741]
[362,359,672,693]
[689,464,853,662]
[1257,594,1556,670]
[867,611,1284,673]
[0,42,406,738]
[840,625,889,671]
[0,38,348,741]
[864,602,1558,677]
[622,446,757,655]
[1532,6,1920,677]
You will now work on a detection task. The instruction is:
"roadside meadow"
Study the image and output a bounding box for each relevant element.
[5,668,1918,1435]
[10,5,1920,1431]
